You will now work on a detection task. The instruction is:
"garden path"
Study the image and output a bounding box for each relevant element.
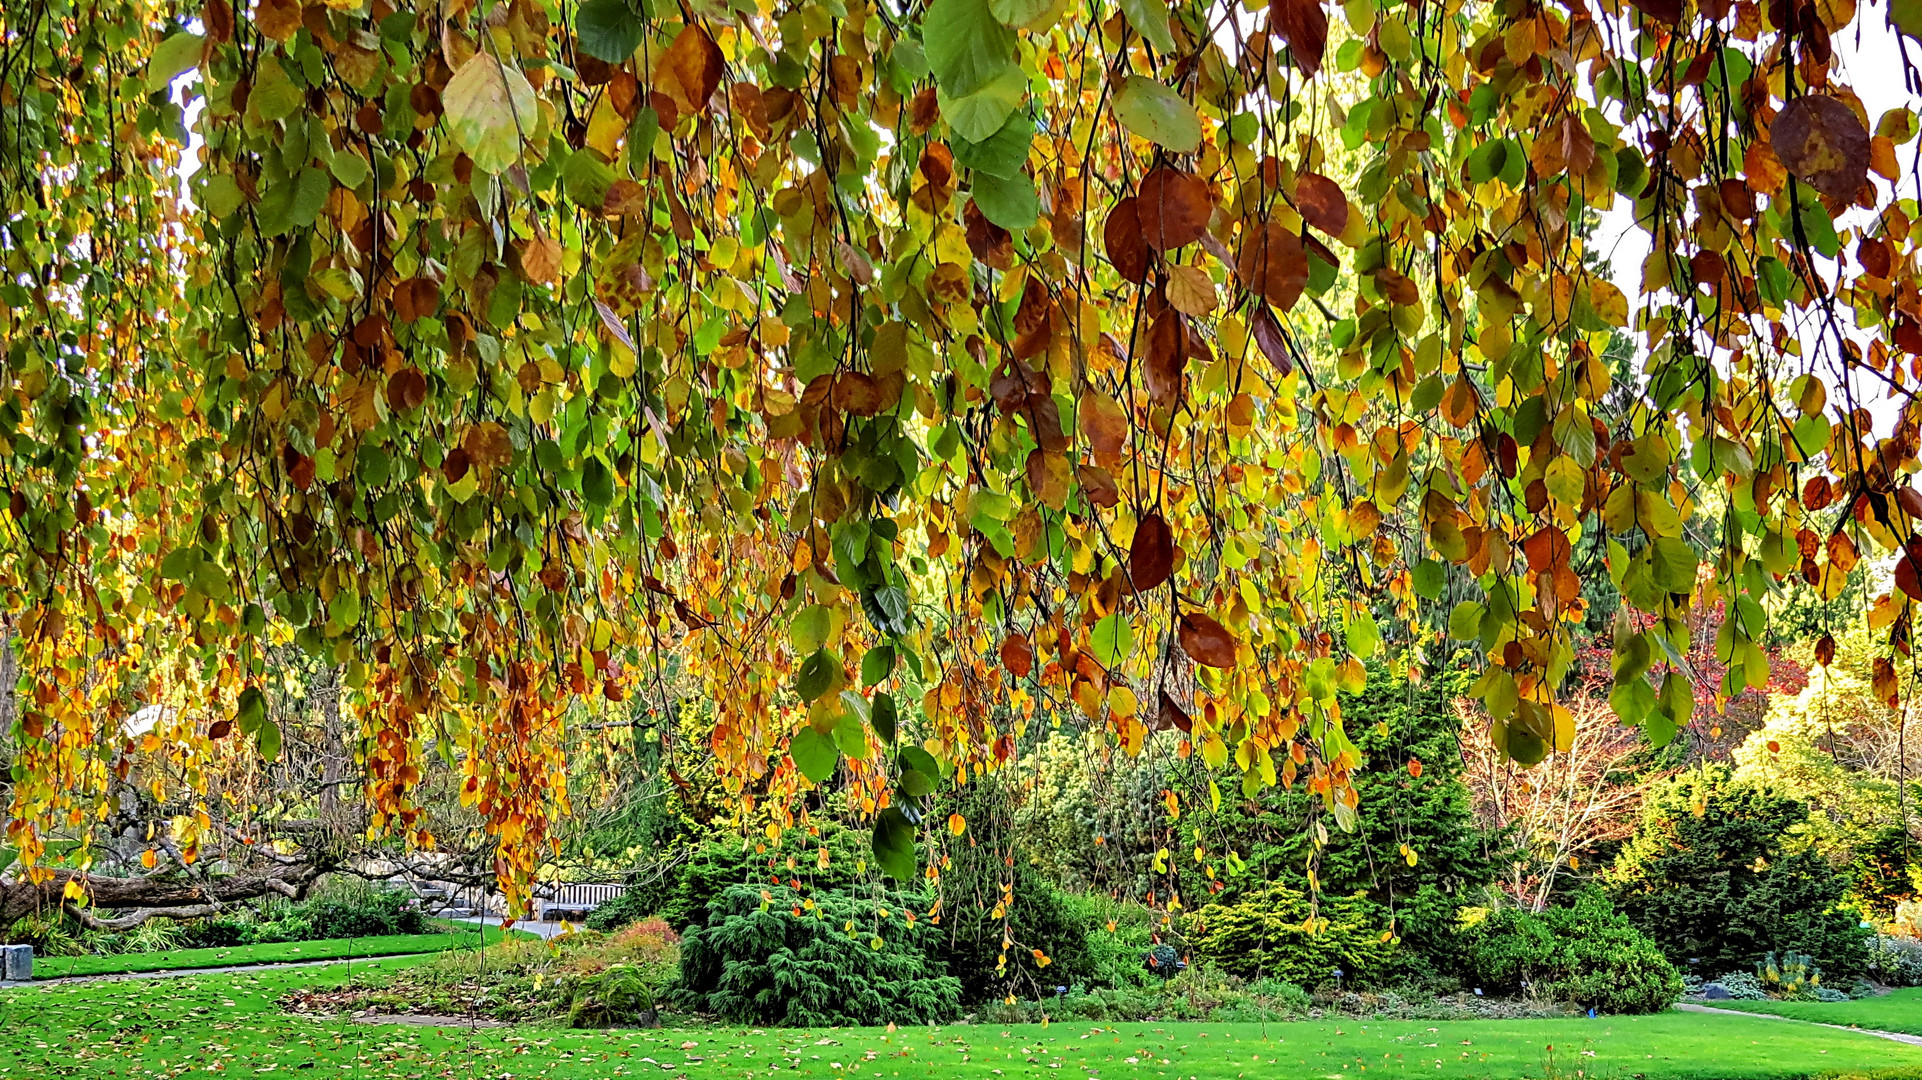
[1673,1002,1922,1047]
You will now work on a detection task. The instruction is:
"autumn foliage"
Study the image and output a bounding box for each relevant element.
[1,0,1920,914]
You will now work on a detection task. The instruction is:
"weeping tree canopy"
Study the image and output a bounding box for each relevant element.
[2,0,1920,916]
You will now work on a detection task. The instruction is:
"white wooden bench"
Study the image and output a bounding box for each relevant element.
[535,882,627,922]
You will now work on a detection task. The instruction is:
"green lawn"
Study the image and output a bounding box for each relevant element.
[28,920,529,979]
[2,960,1919,1079]
[1699,988,1922,1036]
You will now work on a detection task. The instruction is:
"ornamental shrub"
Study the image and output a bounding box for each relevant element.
[659,827,870,933]
[1608,768,1871,975]
[675,883,961,1027]
[1702,971,1769,1000]
[1191,883,1395,988]
[1185,661,1507,978]
[297,878,429,938]
[1864,935,1922,987]
[583,890,653,932]
[1457,891,1681,1014]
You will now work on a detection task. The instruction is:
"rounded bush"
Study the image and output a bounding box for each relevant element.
[1459,891,1682,1014]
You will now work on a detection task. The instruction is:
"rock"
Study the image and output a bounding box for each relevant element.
[1702,984,1732,1000]
[2,945,32,981]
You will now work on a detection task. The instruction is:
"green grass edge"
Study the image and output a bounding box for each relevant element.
[26,918,533,979]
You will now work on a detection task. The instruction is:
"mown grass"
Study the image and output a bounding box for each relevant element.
[28,919,531,979]
[2,959,1919,1079]
[1698,988,1922,1036]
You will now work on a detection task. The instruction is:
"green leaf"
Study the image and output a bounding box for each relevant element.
[833,712,869,760]
[791,605,833,655]
[990,0,1053,27]
[257,719,282,762]
[1544,455,1584,506]
[146,32,203,93]
[899,768,934,798]
[328,150,370,191]
[199,174,244,220]
[951,112,1034,179]
[256,166,330,237]
[900,744,946,780]
[1650,536,1699,594]
[924,0,1018,98]
[939,66,1027,144]
[972,170,1038,230]
[1090,612,1133,667]
[791,726,840,783]
[861,645,895,687]
[1448,600,1484,641]
[236,685,267,735]
[1552,406,1596,466]
[574,0,646,63]
[250,58,303,123]
[1112,76,1201,153]
[1650,670,1691,747]
[870,691,899,744]
[1411,558,1444,600]
[795,648,838,701]
[1610,674,1657,726]
[581,456,615,507]
[871,807,918,882]
[1345,609,1380,659]
[443,53,537,175]
[1117,0,1176,53]
[1897,0,1922,39]
[563,148,616,208]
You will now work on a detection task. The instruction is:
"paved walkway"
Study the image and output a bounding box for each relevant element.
[448,916,571,940]
[1674,1001,1922,1047]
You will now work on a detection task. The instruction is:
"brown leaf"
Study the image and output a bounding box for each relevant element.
[1559,114,1596,177]
[832,372,885,416]
[1376,267,1420,306]
[1145,308,1188,409]
[1771,95,1870,202]
[1000,633,1035,678]
[1136,168,1212,251]
[386,368,428,412]
[909,86,941,133]
[520,232,563,284]
[966,199,1014,269]
[1269,0,1329,78]
[1153,691,1193,734]
[204,0,234,44]
[1104,196,1151,283]
[1077,463,1120,508]
[1130,512,1175,591]
[1079,393,1129,457]
[1025,448,1071,510]
[1178,611,1239,668]
[208,718,233,740]
[1626,0,1682,24]
[463,421,515,469]
[1295,171,1348,236]
[656,24,724,119]
[1249,303,1295,377]
[394,276,441,323]
[1236,221,1308,311]
[1815,632,1836,666]
[1900,556,1922,601]
[603,179,648,216]
[255,0,302,41]
[441,447,472,484]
